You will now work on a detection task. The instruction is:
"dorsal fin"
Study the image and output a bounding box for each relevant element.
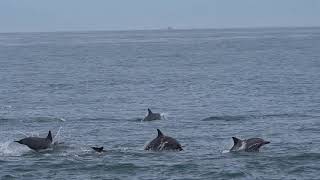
[157,129,164,137]
[46,131,52,142]
[91,146,104,152]
[232,137,241,145]
[148,108,153,114]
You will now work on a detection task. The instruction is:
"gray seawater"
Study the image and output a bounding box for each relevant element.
[0,27,320,179]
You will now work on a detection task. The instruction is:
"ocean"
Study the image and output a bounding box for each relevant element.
[1,27,320,179]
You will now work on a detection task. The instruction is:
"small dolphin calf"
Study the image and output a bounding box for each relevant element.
[91,146,106,153]
[143,108,161,121]
[230,137,270,152]
[144,129,183,151]
[15,131,53,151]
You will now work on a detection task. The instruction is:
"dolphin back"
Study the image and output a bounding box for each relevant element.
[230,137,270,152]
[245,138,270,152]
[91,146,105,152]
[145,129,183,151]
[15,131,53,151]
[18,137,52,151]
[143,109,161,121]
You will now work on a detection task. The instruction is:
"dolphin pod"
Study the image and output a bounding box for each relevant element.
[14,108,270,153]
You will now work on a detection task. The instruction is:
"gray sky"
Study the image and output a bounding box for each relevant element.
[0,0,319,32]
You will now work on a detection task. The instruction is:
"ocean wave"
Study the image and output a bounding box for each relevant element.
[31,117,66,122]
[0,117,66,123]
[201,113,317,121]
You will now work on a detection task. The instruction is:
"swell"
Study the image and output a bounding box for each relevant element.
[201,113,318,121]
[0,117,66,123]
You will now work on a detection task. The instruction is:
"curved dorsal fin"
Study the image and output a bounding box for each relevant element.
[157,129,164,137]
[232,137,241,145]
[148,108,153,114]
[47,131,53,142]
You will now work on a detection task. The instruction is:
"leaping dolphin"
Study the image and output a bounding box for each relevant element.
[230,137,270,152]
[143,108,161,121]
[144,129,183,151]
[15,131,53,151]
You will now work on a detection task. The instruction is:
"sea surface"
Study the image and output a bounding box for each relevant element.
[0,27,320,179]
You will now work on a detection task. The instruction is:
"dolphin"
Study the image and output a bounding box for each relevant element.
[91,146,106,153]
[230,137,270,152]
[143,108,161,121]
[144,129,183,151]
[15,131,53,151]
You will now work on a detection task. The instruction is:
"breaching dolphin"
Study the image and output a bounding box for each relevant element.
[91,146,106,153]
[144,129,183,151]
[230,137,270,152]
[15,131,53,151]
[143,108,161,121]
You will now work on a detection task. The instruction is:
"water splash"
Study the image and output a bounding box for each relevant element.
[160,113,168,120]
[0,141,12,155]
[16,131,29,137]
[222,150,230,153]
[53,126,63,144]
[0,141,30,156]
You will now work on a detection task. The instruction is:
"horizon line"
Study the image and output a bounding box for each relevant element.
[0,25,319,34]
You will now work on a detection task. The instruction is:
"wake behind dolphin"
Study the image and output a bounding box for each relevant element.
[143,108,162,121]
[144,129,183,151]
[15,131,53,152]
[230,137,270,152]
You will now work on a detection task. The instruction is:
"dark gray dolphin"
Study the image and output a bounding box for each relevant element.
[230,137,270,152]
[143,108,161,121]
[15,131,53,151]
[91,146,106,153]
[144,129,183,151]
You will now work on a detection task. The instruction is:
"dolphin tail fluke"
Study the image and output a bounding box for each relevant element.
[47,131,53,142]
[157,129,164,137]
[148,108,152,114]
[232,137,241,145]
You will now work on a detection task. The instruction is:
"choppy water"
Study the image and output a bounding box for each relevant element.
[1,27,320,179]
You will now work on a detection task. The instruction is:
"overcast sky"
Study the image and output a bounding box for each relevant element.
[0,0,319,32]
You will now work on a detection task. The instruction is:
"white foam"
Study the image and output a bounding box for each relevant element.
[160,112,168,120]
[0,141,29,156]
[222,150,230,153]
[59,118,66,122]
[0,141,12,155]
